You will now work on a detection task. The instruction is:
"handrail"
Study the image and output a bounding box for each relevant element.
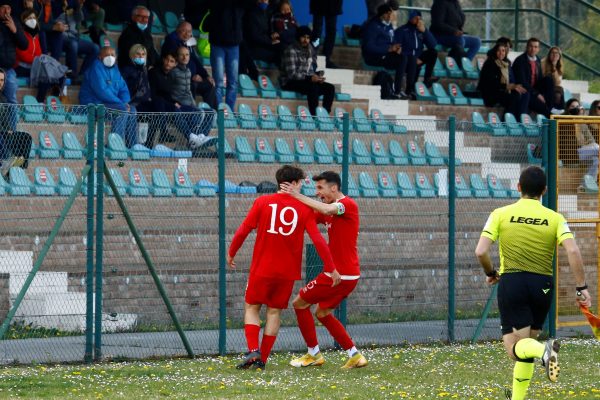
[572,0,600,15]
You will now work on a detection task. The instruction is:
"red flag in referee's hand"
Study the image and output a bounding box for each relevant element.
[578,303,600,339]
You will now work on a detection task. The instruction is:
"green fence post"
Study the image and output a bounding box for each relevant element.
[514,0,519,48]
[85,105,96,363]
[448,116,456,342]
[554,0,560,46]
[305,244,322,284]
[218,109,227,356]
[547,119,558,338]
[94,105,105,361]
[335,113,350,327]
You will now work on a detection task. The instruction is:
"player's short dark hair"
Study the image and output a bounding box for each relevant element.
[495,36,513,49]
[526,37,540,46]
[519,166,546,198]
[312,171,341,189]
[275,165,306,185]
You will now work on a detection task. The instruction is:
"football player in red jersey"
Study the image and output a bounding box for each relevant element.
[227,165,339,370]
[281,171,367,369]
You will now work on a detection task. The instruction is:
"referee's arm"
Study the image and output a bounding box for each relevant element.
[562,238,592,307]
[475,237,499,284]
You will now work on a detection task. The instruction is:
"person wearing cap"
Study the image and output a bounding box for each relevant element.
[0,0,28,106]
[362,4,405,99]
[279,25,335,116]
[395,9,439,95]
[430,0,481,65]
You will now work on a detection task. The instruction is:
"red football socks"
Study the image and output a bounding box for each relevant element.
[245,324,260,352]
[294,307,318,348]
[317,313,354,350]
[260,334,277,362]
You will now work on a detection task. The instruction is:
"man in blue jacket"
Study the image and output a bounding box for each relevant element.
[79,46,138,148]
[395,10,439,97]
[361,4,404,99]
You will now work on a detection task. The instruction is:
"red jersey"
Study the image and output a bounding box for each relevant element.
[316,196,361,277]
[229,193,336,280]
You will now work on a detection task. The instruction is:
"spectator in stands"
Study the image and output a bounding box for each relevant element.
[0,0,28,106]
[240,0,280,81]
[309,0,342,69]
[541,46,565,114]
[271,0,297,50]
[430,0,480,66]
[477,43,528,117]
[512,37,550,118]
[162,20,216,109]
[83,0,106,46]
[169,46,216,149]
[280,25,335,116]
[120,44,155,113]
[587,99,600,143]
[395,9,439,95]
[148,51,177,146]
[561,98,599,189]
[117,5,159,69]
[79,46,138,148]
[15,9,42,82]
[40,0,99,84]
[362,4,405,99]
[0,68,32,179]
[207,0,244,109]
[365,0,399,20]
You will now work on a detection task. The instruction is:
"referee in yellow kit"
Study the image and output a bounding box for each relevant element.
[475,166,592,400]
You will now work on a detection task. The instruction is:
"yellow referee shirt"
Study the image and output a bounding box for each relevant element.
[480,198,573,276]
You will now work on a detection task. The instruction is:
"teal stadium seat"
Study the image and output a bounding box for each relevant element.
[82,172,97,196]
[435,173,471,197]
[488,112,508,136]
[257,104,277,130]
[582,174,599,193]
[476,57,485,72]
[521,114,541,136]
[470,174,490,198]
[461,57,479,79]
[415,173,435,198]
[297,106,317,131]
[128,168,150,197]
[407,140,426,165]
[445,56,464,78]
[238,74,258,97]
[536,114,547,126]
[390,118,408,134]
[219,103,238,128]
[352,108,372,132]
[29,141,38,159]
[236,136,256,162]
[274,137,295,163]
[278,88,298,99]
[503,113,523,136]
[294,138,315,164]
[371,139,390,165]
[217,137,236,159]
[33,167,57,196]
[277,104,297,130]
[332,138,347,164]
[343,25,360,46]
[104,168,127,197]
[358,172,379,198]
[472,111,492,133]
[45,96,66,123]
[164,11,179,32]
[352,138,371,165]
[98,34,116,49]
[151,169,173,197]
[8,167,33,195]
[396,172,417,198]
[415,82,436,101]
[237,103,258,129]
[106,132,129,159]
[150,144,174,158]
[173,169,195,197]
[370,108,390,133]
[335,92,352,102]
[424,142,445,165]
[431,83,452,105]
[130,143,151,160]
[255,137,275,163]
[434,57,448,77]
[447,83,468,105]
[150,11,165,34]
[333,107,349,130]
[57,166,77,196]
[61,132,84,159]
[38,131,60,159]
[389,140,409,165]
[313,138,334,164]
[0,173,8,195]
[68,104,88,124]
[343,172,360,197]
[22,95,44,122]
[487,174,509,198]
[257,75,277,98]
[377,172,397,197]
[195,179,217,197]
[300,174,316,196]
[315,107,335,131]
[527,143,541,164]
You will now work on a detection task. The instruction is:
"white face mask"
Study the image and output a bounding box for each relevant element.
[25,19,37,29]
[186,37,197,47]
[102,55,116,68]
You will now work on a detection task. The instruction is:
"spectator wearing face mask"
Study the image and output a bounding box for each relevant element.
[117,5,159,69]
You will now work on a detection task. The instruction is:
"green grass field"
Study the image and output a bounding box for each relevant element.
[0,339,599,399]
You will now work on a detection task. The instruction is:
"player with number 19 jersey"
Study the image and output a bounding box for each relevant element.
[229,193,336,281]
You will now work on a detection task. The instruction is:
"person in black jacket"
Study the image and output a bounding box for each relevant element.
[0,0,29,106]
[430,0,480,66]
[476,43,527,117]
[208,0,245,109]
[117,6,159,69]
[512,38,550,117]
[309,0,342,68]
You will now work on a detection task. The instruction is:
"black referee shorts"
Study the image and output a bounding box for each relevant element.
[497,271,554,335]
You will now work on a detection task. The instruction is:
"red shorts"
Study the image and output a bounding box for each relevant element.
[298,272,358,310]
[245,274,295,309]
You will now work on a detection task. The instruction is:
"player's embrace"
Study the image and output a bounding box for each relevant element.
[227,165,338,370]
